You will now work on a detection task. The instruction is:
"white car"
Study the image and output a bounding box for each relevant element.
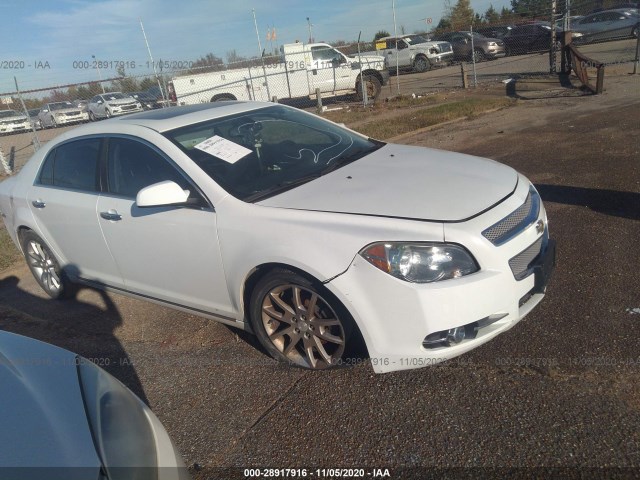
[0,102,555,373]
[0,330,188,478]
[0,109,31,135]
[87,92,143,121]
[38,101,89,128]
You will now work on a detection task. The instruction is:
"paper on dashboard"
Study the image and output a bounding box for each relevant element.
[194,135,252,164]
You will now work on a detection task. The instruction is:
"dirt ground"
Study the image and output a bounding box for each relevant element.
[0,71,639,478]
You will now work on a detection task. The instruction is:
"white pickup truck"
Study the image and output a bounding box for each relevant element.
[168,43,389,105]
[364,34,454,73]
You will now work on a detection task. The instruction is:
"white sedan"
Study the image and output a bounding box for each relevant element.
[0,102,555,373]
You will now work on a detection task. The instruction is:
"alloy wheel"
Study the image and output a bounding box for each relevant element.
[260,284,345,369]
[25,240,62,296]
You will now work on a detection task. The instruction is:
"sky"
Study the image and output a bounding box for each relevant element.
[0,0,510,99]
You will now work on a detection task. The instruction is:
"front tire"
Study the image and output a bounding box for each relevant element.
[21,231,72,299]
[472,49,486,63]
[413,56,430,73]
[249,270,352,369]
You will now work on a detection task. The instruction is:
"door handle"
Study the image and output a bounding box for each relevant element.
[32,200,46,208]
[100,210,122,221]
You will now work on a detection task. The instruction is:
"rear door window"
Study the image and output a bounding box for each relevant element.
[39,138,101,191]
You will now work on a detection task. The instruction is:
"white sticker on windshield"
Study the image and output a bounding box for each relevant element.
[194,135,252,164]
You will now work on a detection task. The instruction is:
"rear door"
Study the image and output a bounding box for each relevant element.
[27,137,123,286]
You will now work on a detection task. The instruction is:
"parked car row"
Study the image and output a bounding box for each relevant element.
[1,89,168,136]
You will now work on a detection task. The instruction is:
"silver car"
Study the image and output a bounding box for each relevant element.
[0,109,31,135]
[573,9,639,43]
[0,330,189,479]
[87,92,143,121]
[38,101,89,128]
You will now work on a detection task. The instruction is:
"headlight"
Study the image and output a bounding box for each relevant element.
[77,357,157,477]
[136,102,142,108]
[572,32,583,37]
[360,242,479,283]
[488,42,497,46]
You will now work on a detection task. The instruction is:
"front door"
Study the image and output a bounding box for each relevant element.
[96,136,233,317]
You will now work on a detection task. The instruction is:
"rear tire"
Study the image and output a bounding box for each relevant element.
[211,94,237,102]
[21,231,73,300]
[356,75,382,101]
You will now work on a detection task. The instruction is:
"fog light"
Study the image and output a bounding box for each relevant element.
[446,327,465,345]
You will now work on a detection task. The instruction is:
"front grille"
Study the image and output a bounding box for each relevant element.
[509,235,544,280]
[64,111,81,116]
[482,187,540,245]
[121,104,137,110]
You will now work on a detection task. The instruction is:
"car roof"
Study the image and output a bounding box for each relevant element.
[73,101,273,134]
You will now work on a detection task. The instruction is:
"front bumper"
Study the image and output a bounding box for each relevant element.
[110,105,144,116]
[430,51,454,65]
[327,180,554,373]
[0,121,30,133]
[486,45,506,58]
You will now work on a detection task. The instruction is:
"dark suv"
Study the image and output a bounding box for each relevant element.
[431,31,506,62]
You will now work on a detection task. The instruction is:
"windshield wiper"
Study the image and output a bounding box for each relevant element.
[320,142,384,175]
[243,173,324,203]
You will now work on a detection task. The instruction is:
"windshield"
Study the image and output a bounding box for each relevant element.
[50,102,74,110]
[165,105,384,202]
[0,110,20,118]
[404,34,429,44]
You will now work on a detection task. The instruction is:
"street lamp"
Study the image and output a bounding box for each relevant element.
[91,55,106,93]
[306,17,314,43]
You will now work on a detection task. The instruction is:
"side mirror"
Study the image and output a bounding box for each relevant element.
[136,180,190,208]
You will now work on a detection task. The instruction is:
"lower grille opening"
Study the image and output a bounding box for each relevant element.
[423,313,508,349]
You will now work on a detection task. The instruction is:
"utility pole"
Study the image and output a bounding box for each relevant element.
[253,9,271,100]
[306,17,314,43]
[140,19,167,103]
[91,55,106,93]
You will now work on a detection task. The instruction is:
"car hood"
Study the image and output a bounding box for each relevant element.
[259,144,518,222]
[0,115,28,122]
[0,331,102,474]
[52,107,83,114]
[105,98,137,105]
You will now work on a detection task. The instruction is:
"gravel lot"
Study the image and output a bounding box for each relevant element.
[0,68,638,478]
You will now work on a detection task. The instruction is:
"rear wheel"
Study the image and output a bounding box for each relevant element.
[21,231,72,299]
[249,270,354,369]
[356,75,382,101]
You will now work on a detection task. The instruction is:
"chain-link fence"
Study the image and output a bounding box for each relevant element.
[1,0,637,174]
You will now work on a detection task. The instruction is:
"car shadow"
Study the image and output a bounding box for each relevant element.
[0,273,150,406]
[536,184,640,221]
